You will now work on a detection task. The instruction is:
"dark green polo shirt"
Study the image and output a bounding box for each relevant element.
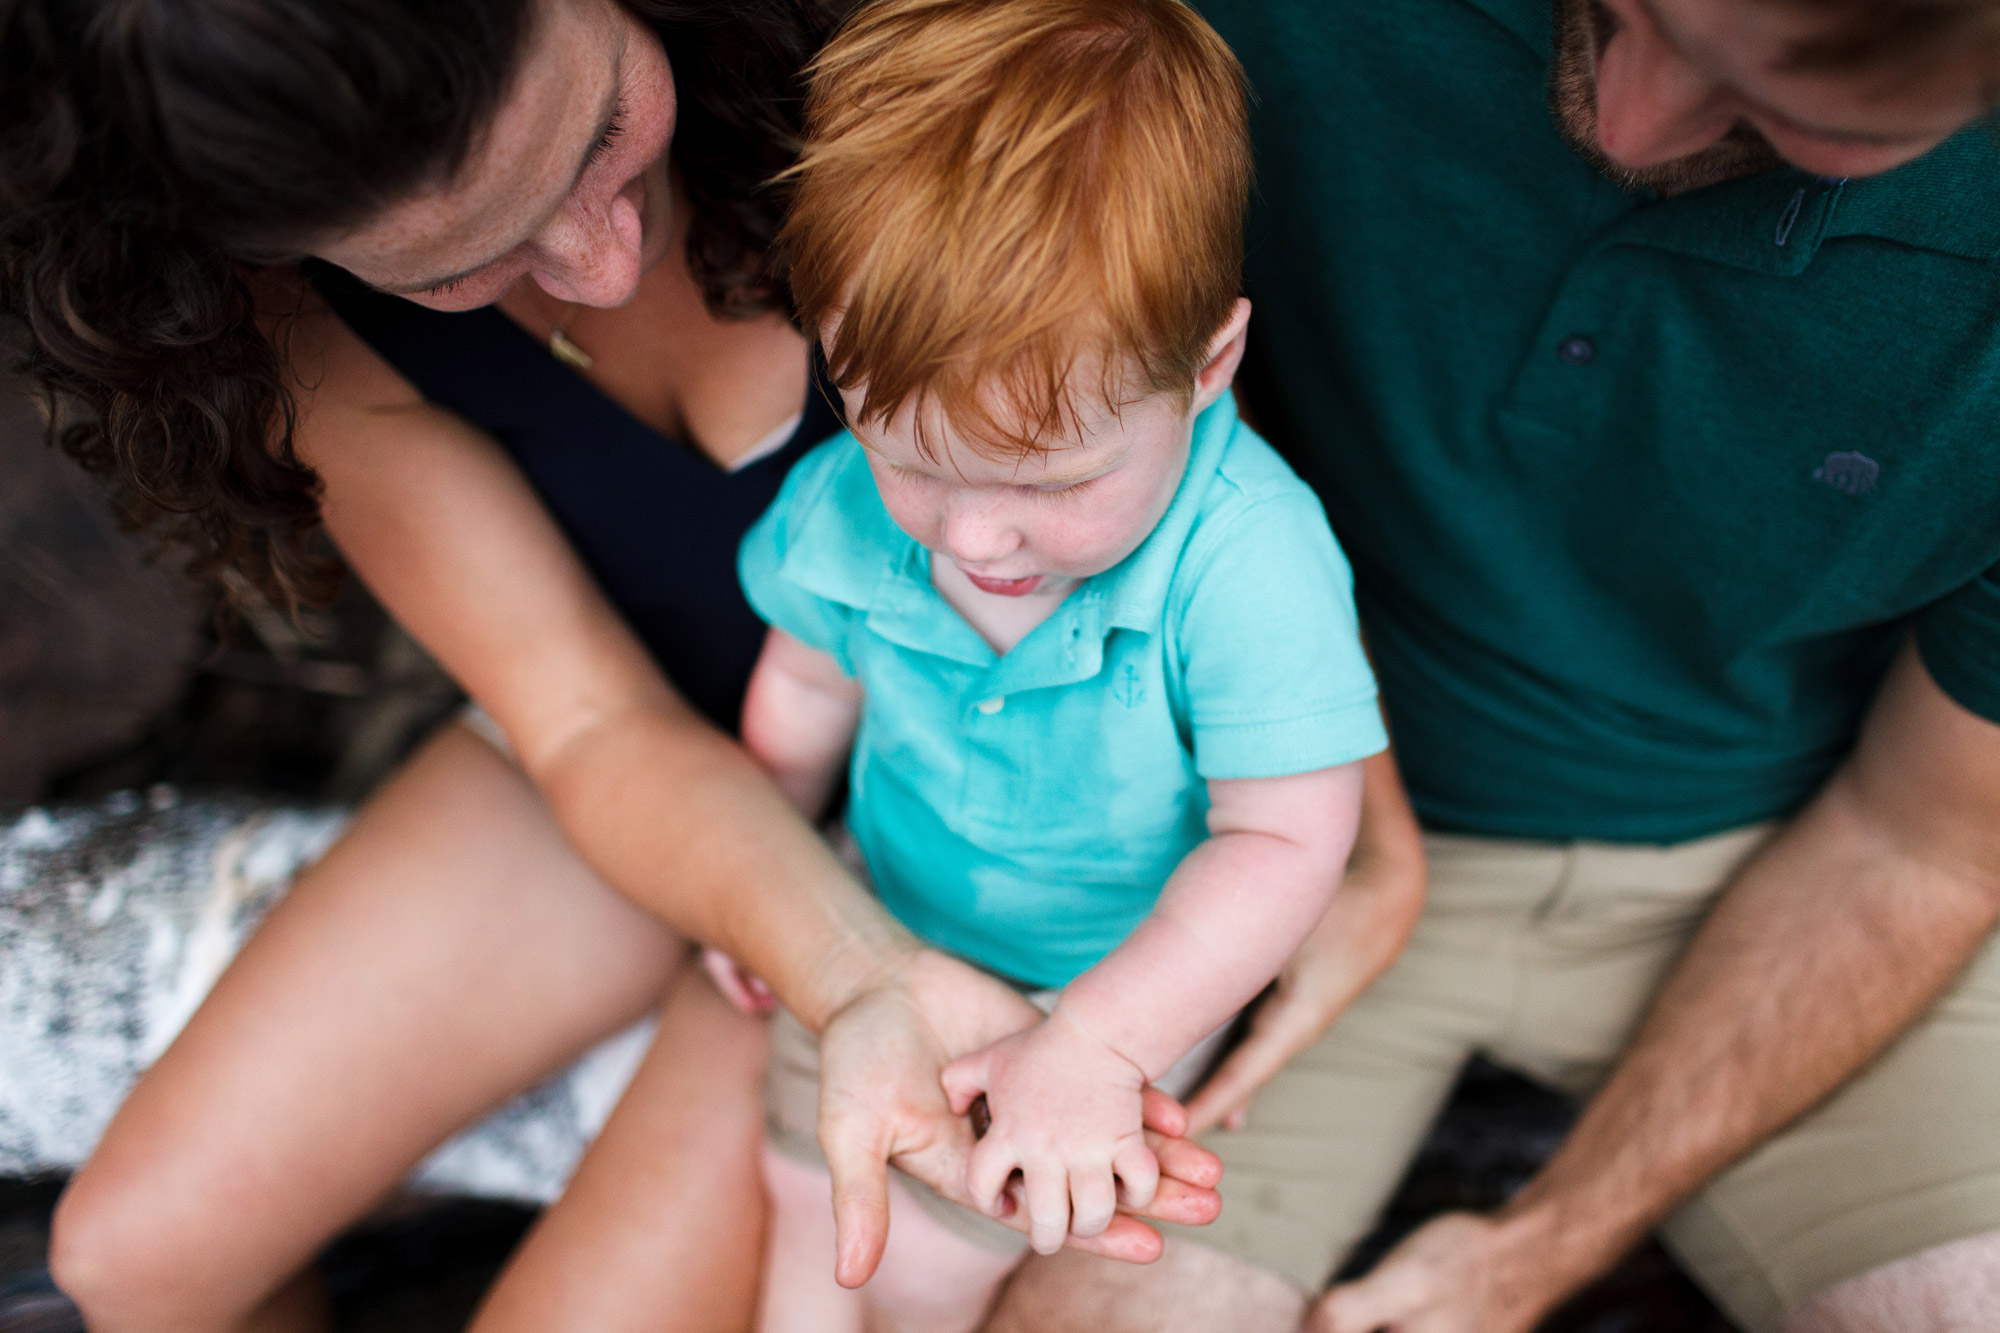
[1198,0,2000,841]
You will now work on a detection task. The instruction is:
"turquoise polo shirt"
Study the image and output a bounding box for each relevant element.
[1196,0,2000,842]
[739,394,1387,988]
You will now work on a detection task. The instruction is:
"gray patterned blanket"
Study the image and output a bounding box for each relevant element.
[0,792,649,1203]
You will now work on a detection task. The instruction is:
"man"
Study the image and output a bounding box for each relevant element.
[982,1,2000,1330]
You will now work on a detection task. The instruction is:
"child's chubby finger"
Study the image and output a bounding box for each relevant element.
[697,947,776,1015]
[938,1050,991,1118]
[1110,1139,1161,1211]
[1024,1160,1073,1255]
[1146,1125,1224,1190]
[963,1133,1021,1218]
[1069,1163,1119,1239]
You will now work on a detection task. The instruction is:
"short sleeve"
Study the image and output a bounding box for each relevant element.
[1171,491,1388,779]
[737,468,862,678]
[1916,563,2000,724]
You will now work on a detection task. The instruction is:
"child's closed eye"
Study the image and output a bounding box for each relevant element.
[1023,478,1094,502]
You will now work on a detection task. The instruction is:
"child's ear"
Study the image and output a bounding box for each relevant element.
[1191,298,1252,413]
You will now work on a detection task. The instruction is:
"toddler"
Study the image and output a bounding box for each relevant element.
[722,1,1386,1327]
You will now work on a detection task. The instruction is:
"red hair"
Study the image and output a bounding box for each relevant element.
[783,0,1249,458]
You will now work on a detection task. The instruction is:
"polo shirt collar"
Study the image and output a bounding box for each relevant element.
[775,392,1238,684]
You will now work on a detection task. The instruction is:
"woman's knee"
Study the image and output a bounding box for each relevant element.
[49,1157,218,1329]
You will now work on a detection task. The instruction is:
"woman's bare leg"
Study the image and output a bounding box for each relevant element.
[471,963,769,1332]
[49,725,691,1332]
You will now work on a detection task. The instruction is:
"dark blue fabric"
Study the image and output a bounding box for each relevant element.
[309,264,842,731]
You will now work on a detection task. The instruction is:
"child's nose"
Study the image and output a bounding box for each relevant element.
[940,501,1019,563]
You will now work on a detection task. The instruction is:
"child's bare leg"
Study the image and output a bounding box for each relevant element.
[756,1145,1021,1333]
[863,1175,1025,1333]
[757,1145,866,1333]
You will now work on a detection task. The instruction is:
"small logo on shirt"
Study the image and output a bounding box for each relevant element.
[1114,662,1146,708]
[1813,451,1880,496]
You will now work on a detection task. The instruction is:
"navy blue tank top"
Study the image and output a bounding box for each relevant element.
[310,264,842,731]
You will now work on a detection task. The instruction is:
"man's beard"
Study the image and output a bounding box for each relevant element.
[1548,0,1785,194]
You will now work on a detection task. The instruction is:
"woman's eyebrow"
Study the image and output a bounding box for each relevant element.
[376,84,625,296]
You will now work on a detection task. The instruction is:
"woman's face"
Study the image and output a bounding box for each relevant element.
[314,0,676,311]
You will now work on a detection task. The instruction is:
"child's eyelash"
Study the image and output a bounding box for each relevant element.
[1026,479,1092,502]
[589,107,628,166]
[426,277,464,297]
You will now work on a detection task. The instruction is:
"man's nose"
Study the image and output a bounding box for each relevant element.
[526,189,645,308]
[1592,18,1738,168]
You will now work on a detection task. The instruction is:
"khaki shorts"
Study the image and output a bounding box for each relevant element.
[1167,825,2000,1332]
[766,994,1235,1254]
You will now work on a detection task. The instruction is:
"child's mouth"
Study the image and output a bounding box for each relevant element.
[965,572,1043,596]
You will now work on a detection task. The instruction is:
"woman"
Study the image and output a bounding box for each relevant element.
[0,0,1218,1328]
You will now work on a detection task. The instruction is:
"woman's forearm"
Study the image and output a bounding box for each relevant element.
[534,698,912,1032]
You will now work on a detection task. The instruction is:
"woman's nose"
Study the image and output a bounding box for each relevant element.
[526,187,645,307]
[1592,16,1739,168]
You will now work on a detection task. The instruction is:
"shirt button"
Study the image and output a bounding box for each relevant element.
[1557,335,1596,365]
[975,697,1005,715]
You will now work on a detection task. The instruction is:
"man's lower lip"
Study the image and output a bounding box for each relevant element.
[966,573,1042,596]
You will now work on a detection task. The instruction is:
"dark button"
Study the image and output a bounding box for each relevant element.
[1557,335,1596,365]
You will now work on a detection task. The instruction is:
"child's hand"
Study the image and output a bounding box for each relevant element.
[700,947,776,1015]
[939,1005,1159,1255]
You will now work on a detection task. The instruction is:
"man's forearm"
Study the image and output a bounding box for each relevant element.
[537,699,915,1032]
[1487,768,2000,1310]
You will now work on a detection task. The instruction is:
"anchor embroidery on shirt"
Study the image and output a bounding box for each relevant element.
[1813,451,1880,496]
[1114,662,1146,708]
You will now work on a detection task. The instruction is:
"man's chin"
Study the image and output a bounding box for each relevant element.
[1547,0,1785,195]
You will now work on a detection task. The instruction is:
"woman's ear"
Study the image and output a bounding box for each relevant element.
[1190,298,1252,413]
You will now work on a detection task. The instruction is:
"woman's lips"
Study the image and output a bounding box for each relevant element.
[965,572,1043,597]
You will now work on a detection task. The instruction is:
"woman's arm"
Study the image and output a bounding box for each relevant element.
[285,290,896,1030]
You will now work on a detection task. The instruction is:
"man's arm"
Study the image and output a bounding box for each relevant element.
[1317,641,2000,1333]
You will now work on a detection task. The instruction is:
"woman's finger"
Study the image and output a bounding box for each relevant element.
[1138,1085,1188,1137]
[1145,1126,1223,1190]
[822,1124,893,1289]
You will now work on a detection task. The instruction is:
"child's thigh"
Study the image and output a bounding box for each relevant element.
[52,722,688,1327]
[758,1144,1021,1333]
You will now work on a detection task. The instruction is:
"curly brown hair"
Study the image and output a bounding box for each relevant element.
[0,0,847,607]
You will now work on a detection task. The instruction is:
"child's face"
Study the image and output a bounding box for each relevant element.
[835,301,1250,602]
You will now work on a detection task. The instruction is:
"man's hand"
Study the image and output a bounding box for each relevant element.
[941,1005,1159,1254]
[1186,750,1427,1134]
[1310,1212,1551,1333]
[816,949,1222,1288]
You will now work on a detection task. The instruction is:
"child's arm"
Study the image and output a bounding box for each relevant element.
[942,760,1364,1254]
[740,626,864,820]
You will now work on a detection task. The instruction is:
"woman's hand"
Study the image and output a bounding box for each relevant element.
[1185,749,1427,1134]
[815,949,1223,1289]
